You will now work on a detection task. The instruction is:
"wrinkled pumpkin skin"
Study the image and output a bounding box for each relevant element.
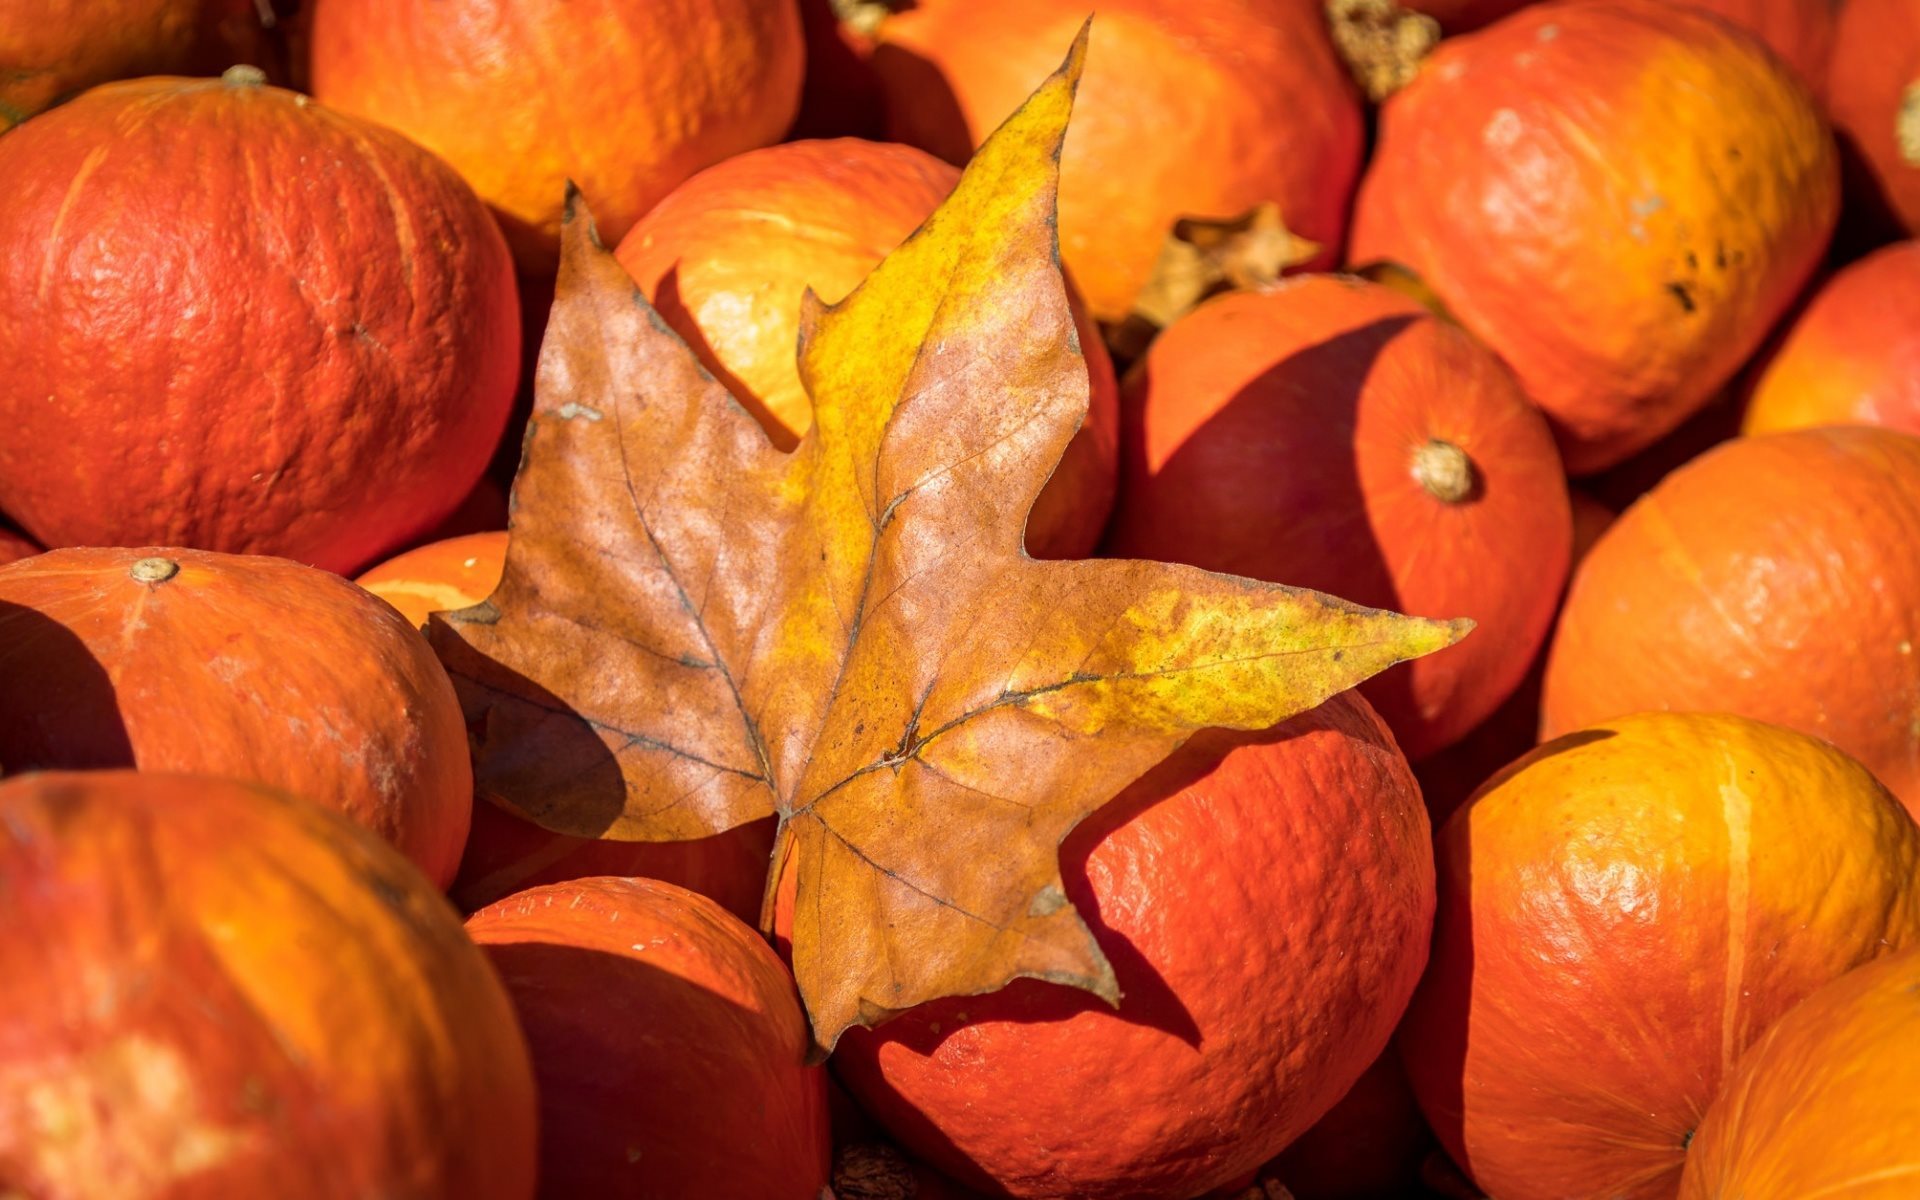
[0,547,474,887]
[1678,949,1920,1200]
[308,0,805,274]
[0,771,538,1200]
[868,0,1363,323]
[467,877,831,1199]
[1351,0,1838,474]
[0,72,519,576]
[615,137,1121,559]
[827,692,1434,1200]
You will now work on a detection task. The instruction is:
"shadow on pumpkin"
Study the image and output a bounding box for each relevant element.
[1099,314,1425,746]
[0,600,133,771]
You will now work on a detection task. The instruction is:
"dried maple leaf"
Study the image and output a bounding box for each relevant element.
[430,30,1468,1053]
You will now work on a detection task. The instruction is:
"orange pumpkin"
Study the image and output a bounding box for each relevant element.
[357,531,510,631]
[615,137,1121,559]
[1678,948,1920,1200]
[1829,0,1920,242]
[308,0,805,274]
[0,0,271,131]
[0,548,473,887]
[1542,426,1920,815]
[1743,240,1920,438]
[1350,0,1838,473]
[1401,712,1920,1200]
[467,876,830,1198]
[827,692,1434,1199]
[1411,489,1615,822]
[351,531,778,919]
[1105,277,1571,760]
[0,70,518,576]
[0,770,537,1199]
[1669,0,1835,98]
[865,0,1363,323]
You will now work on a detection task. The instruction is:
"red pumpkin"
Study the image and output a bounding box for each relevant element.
[1400,0,1536,34]
[0,0,271,131]
[1273,1049,1436,1200]
[826,692,1434,1199]
[0,528,39,565]
[1351,0,1838,473]
[1105,277,1571,760]
[467,876,831,1198]
[864,0,1363,323]
[1829,0,1920,242]
[0,547,473,887]
[615,137,1120,559]
[309,0,805,274]
[0,70,518,575]
[0,770,537,1199]
[1744,240,1920,438]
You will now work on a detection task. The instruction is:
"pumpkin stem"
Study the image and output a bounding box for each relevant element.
[1107,201,1320,362]
[222,64,269,88]
[831,1141,917,1200]
[830,0,903,38]
[1412,439,1477,503]
[1898,82,1920,167]
[129,557,180,584]
[1326,0,1441,103]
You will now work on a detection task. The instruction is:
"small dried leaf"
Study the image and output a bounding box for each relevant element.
[431,26,1467,1052]
[1111,202,1320,360]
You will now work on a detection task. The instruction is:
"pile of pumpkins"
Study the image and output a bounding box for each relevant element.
[2,1,1918,1198]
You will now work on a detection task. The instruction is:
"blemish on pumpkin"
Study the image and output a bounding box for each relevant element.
[220,65,267,89]
[1484,108,1523,149]
[1666,282,1698,314]
[556,402,604,421]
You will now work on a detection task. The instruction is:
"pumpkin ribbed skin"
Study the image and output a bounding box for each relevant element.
[1678,949,1920,1200]
[0,771,538,1199]
[351,531,778,919]
[1670,0,1835,98]
[1402,712,1920,1200]
[0,547,473,887]
[1743,241,1920,437]
[1829,0,1920,241]
[467,877,830,1199]
[615,138,1120,558]
[1105,278,1571,760]
[1541,427,1920,815]
[0,73,518,576]
[308,0,805,274]
[868,0,1362,323]
[830,692,1433,1200]
[1351,0,1837,473]
[0,0,268,131]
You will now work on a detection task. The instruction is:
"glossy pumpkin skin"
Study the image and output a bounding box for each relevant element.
[0,771,537,1199]
[0,73,518,577]
[1409,489,1614,823]
[616,138,1121,558]
[1679,949,1920,1200]
[0,0,268,131]
[467,877,830,1199]
[868,0,1362,323]
[1829,0,1920,241]
[1351,0,1838,473]
[830,692,1434,1200]
[1401,712,1920,1200]
[1105,277,1571,760]
[308,0,804,274]
[1542,427,1920,815]
[0,547,473,888]
[1743,241,1920,438]
[357,531,510,631]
